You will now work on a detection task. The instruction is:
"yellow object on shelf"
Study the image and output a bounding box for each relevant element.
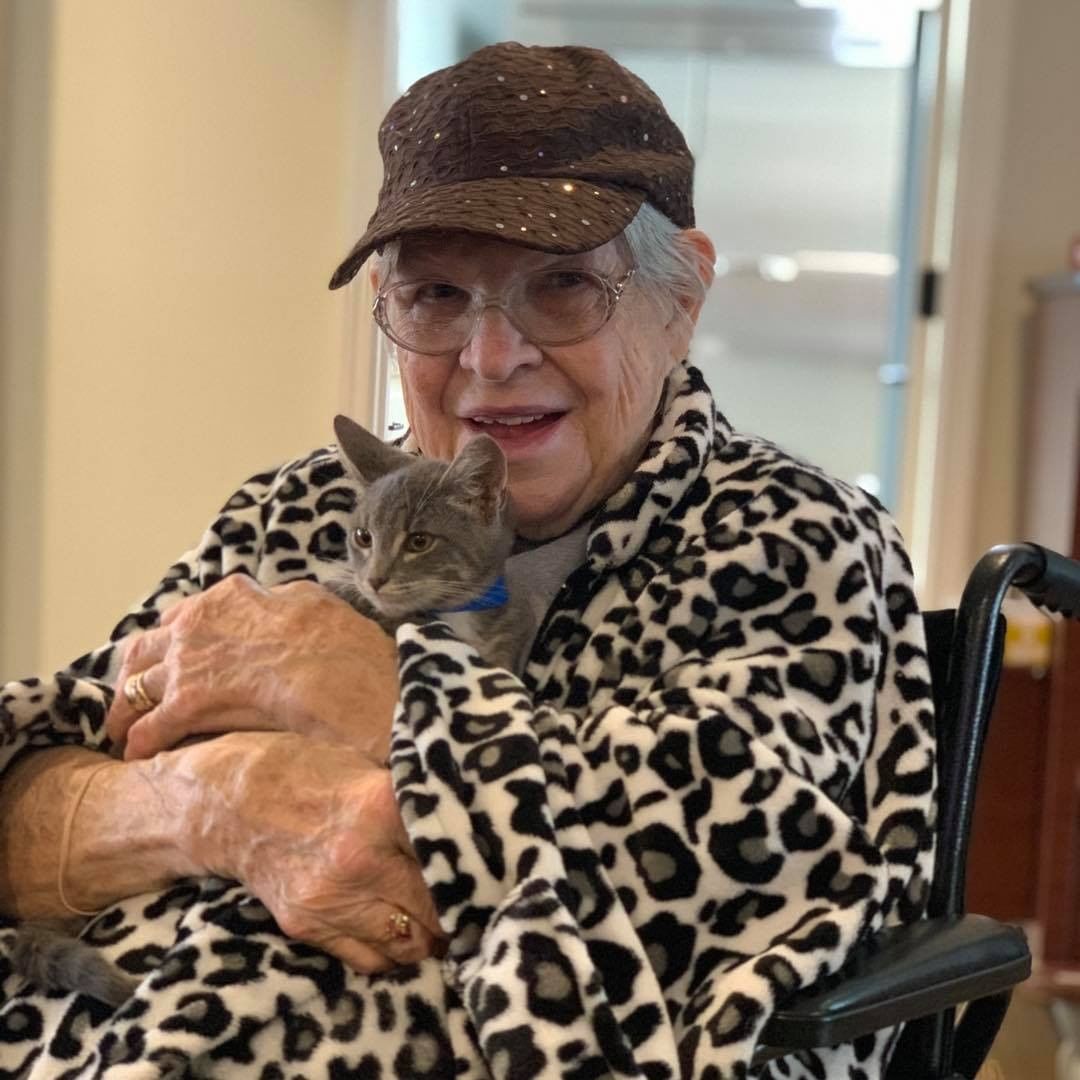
[1002,594,1056,669]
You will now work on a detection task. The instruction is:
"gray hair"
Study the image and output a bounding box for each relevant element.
[621,202,710,326]
[371,201,710,322]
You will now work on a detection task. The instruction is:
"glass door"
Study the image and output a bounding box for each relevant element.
[385,0,942,513]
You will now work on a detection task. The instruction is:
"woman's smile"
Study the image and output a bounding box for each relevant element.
[460,408,568,458]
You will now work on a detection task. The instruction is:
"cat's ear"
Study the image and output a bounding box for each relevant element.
[443,435,508,524]
[334,415,413,486]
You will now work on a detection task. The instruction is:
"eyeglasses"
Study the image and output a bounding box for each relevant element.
[372,266,636,355]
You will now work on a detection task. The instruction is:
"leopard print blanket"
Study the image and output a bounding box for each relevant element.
[0,362,935,1078]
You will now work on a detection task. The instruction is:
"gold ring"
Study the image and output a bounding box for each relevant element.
[387,910,411,941]
[123,671,156,713]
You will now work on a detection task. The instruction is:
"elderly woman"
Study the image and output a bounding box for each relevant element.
[0,43,934,1079]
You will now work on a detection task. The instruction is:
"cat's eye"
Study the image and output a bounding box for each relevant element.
[352,527,372,548]
[404,532,433,553]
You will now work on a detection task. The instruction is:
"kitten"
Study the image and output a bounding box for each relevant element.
[332,415,529,670]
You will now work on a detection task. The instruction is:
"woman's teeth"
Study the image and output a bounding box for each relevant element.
[472,414,547,426]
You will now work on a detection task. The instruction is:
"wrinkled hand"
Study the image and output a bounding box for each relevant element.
[106,574,399,762]
[147,730,444,973]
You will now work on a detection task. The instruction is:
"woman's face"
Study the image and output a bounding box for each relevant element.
[376,230,711,540]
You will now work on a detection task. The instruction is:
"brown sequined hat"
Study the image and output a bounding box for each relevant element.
[328,42,695,289]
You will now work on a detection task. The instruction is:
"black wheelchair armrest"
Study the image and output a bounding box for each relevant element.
[755,915,1031,1054]
[1015,542,1080,619]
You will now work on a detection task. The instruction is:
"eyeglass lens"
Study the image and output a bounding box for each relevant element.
[379,269,617,353]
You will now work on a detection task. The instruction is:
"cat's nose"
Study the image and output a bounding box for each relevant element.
[368,574,387,592]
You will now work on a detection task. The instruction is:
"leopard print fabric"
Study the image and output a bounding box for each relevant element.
[0,362,935,1078]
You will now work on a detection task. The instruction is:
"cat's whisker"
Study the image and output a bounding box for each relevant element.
[399,577,475,592]
[325,571,364,602]
[397,579,485,600]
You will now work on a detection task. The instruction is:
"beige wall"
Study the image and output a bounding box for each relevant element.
[1,0,386,676]
[0,1,50,677]
[973,0,1080,556]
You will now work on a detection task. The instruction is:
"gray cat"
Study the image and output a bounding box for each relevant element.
[10,419,523,1008]
[332,415,529,670]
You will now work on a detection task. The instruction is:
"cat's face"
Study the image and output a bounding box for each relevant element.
[334,418,513,620]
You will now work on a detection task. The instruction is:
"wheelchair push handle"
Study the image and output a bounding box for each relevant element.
[1013,543,1080,619]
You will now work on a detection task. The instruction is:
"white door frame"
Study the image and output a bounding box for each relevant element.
[339,0,397,432]
[901,0,1018,607]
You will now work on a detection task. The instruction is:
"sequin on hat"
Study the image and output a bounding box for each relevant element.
[328,42,695,289]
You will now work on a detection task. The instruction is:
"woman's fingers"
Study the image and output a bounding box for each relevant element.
[317,935,396,975]
[124,703,267,760]
[269,880,442,972]
[106,620,180,748]
[378,801,445,940]
[321,905,441,971]
[328,901,440,970]
[107,579,278,754]
[105,655,171,747]
[159,571,265,627]
[383,856,444,941]
[120,624,173,672]
[373,901,442,966]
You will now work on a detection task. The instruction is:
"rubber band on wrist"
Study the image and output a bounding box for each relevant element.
[57,760,113,917]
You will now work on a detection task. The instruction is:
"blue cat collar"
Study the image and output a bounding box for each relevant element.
[440,576,509,613]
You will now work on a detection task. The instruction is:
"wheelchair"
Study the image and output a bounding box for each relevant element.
[753,542,1080,1079]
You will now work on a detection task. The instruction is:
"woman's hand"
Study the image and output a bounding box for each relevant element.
[150,730,443,973]
[106,574,399,762]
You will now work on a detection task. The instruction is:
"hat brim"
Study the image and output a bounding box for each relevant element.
[328,177,646,290]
